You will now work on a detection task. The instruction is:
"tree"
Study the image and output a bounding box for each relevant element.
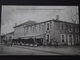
[67,6,79,24]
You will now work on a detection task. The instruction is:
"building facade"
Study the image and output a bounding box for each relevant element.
[5,32,14,41]
[13,20,37,39]
[13,18,79,45]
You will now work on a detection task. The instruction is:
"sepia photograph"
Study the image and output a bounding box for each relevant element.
[0,6,80,55]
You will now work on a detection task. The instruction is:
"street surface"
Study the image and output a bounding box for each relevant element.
[0,45,60,55]
[0,45,80,55]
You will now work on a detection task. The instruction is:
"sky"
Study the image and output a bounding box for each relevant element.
[1,6,79,35]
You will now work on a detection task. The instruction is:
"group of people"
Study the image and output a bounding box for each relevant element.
[2,39,12,46]
[43,39,59,47]
[2,38,59,47]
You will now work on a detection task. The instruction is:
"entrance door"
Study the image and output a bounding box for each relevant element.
[68,35,74,45]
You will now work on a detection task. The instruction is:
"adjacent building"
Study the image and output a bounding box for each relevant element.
[5,32,14,42]
[13,15,79,45]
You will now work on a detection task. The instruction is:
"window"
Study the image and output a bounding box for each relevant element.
[78,28,79,32]
[47,35,49,42]
[68,24,73,32]
[36,25,39,32]
[75,28,79,33]
[47,23,50,30]
[61,34,65,43]
[39,24,41,31]
[46,22,50,31]
[69,25,71,31]
[68,35,73,44]
[75,35,79,43]
[30,26,32,32]
[76,35,78,43]
[60,23,65,30]
[62,24,64,30]
[28,27,31,33]
[33,26,35,33]
[69,35,72,40]
[27,27,29,33]
[41,24,44,31]
[35,25,36,32]
[62,35,64,42]
[46,34,50,42]
[24,27,26,35]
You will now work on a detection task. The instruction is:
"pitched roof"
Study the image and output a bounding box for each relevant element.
[14,19,79,28]
[13,20,37,28]
[24,19,79,27]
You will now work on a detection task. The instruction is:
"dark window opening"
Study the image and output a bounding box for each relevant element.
[76,35,78,42]
[68,25,72,31]
[47,35,49,42]
[42,24,44,31]
[61,23,65,30]
[62,35,64,42]
[62,39,64,42]
[47,24,49,30]
[62,24,64,30]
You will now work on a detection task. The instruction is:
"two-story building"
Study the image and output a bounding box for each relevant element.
[13,15,79,45]
[13,20,37,39]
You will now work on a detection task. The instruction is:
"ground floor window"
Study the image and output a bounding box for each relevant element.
[61,34,65,43]
[46,34,50,43]
[47,35,49,42]
[75,35,79,43]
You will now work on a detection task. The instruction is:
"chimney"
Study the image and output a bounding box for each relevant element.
[56,15,60,20]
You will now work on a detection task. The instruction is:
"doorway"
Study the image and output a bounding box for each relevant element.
[68,34,74,45]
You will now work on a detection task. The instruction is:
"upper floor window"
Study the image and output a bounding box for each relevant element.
[60,23,65,30]
[76,35,78,43]
[75,28,79,33]
[78,28,79,32]
[46,22,50,31]
[27,27,29,33]
[9,36,11,40]
[32,26,35,33]
[68,24,73,32]
[31,26,32,32]
[39,24,41,31]
[41,24,44,31]
[35,25,36,32]
[29,26,32,33]
[24,27,26,35]
[36,25,39,32]
[47,23,50,30]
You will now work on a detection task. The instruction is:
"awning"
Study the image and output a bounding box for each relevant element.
[19,32,46,38]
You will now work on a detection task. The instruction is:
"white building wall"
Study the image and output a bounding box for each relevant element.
[14,25,24,39]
